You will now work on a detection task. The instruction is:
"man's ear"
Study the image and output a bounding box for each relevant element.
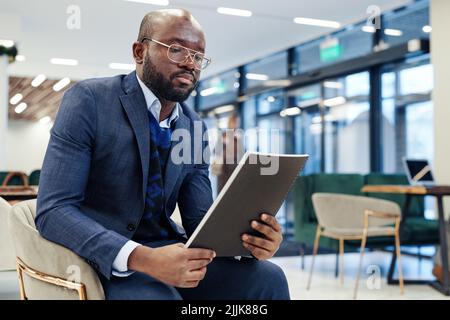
[132,42,144,64]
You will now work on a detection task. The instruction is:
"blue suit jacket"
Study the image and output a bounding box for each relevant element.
[35,72,213,279]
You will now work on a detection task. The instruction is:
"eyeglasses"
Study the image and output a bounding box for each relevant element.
[141,37,211,70]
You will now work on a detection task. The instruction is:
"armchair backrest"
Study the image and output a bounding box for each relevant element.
[0,171,29,186]
[312,193,401,230]
[0,197,15,270]
[8,200,105,300]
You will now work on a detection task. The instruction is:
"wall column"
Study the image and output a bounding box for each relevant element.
[0,55,8,170]
[431,0,450,217]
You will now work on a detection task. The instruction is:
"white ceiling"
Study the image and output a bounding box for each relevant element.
[1,0,411,81]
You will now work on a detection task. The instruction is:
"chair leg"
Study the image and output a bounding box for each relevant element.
[334,248,339,278]
[300,243,305,270]
[353,232,368,300]
[306,226,321,290]
[16,261,26,300]
[339,238,344,286]
[395,228,404,295]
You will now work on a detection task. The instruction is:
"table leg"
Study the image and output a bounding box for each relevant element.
[430,195,450,295]
[388,194,411,284]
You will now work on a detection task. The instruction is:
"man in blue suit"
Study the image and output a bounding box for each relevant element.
[36,8,290,300]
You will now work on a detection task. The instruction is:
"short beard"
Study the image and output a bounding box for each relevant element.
[142,55,197,103]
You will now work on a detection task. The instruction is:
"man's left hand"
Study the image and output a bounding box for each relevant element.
[241,213,283,260]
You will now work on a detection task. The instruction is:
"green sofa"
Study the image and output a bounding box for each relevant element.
[293,173,440,251]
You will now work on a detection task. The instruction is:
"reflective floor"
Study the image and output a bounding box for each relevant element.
[1,250,449,300]
[271,250,450,300]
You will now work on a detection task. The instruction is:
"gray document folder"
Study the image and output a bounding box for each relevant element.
[185,152,308,257]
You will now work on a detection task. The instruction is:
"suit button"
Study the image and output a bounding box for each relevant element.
[127,224,135,231]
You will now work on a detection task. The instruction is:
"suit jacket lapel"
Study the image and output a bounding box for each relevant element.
[119,72,150,200]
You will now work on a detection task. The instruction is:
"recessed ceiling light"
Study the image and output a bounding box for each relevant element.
[298,98,321,108]
[323,81,343,89]
[15,102,27,114]
[0,39,15,48]
[280,107,301,117]
[214,104,235,114]
[263,80,292,87]
[361,25,376,33]
[200,87,219,97]
[384,28,403,37]
[31,74,47,87]
[293,17,340,29]
[50,58,78,66]
[123,0,169,5]
[246,73,269,81]
[267,96,276,103]
[109,63,136,71]
[10,93,23,105]
[422,25,432,33]
[15,55,26,62]
[217,7,252,17]
[53,77,71,92]
[39,116,51,125]
[323,96,346,107]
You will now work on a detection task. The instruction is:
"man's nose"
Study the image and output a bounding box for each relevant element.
[178,53,196,71]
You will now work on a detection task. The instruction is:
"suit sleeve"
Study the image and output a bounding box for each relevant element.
[35,82,129,279]
[177,120,214,237]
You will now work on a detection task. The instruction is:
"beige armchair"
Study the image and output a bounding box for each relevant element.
[0,197,15,270]
[8,200,105,300]
[306,193,404,299]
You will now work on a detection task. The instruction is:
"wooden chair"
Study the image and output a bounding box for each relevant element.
[306,193,404,299]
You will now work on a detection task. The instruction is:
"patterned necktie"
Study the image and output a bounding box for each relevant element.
[132,112,173,243]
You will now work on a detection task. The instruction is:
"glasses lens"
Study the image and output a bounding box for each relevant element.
[194,53,210,70]
[167,44,210,70]
[167,44,188,63]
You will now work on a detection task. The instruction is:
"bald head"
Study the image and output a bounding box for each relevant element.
[137,9,203,42]
[132,8,206,105]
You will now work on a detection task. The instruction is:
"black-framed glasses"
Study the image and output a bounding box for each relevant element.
[141,37,211,70]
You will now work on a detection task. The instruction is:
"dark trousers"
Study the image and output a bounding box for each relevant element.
[100,257,290,300]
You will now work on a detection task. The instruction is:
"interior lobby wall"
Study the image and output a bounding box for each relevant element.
[431,0,450,216]
[5,120,50,174]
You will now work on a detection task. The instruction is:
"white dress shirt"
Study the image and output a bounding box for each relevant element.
[111,74,180,276]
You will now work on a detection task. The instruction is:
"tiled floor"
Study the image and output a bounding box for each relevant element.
[1,251,449,300]
[271,251,450,300]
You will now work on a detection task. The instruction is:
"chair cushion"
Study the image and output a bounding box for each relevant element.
[322,226,395,238]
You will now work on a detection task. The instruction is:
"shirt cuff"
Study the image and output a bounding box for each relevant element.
[112,240,141,277]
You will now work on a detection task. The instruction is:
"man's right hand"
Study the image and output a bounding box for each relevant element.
[127,243,216,288]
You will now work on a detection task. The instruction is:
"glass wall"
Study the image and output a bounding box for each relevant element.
[295,22,373,74]
[323,71,370,173]
[193,0,433,232]
[381,57,433,173]
[244,52,288,89]
[290,85,322,174]
[382,0,430,46]
[197,69,240,110]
